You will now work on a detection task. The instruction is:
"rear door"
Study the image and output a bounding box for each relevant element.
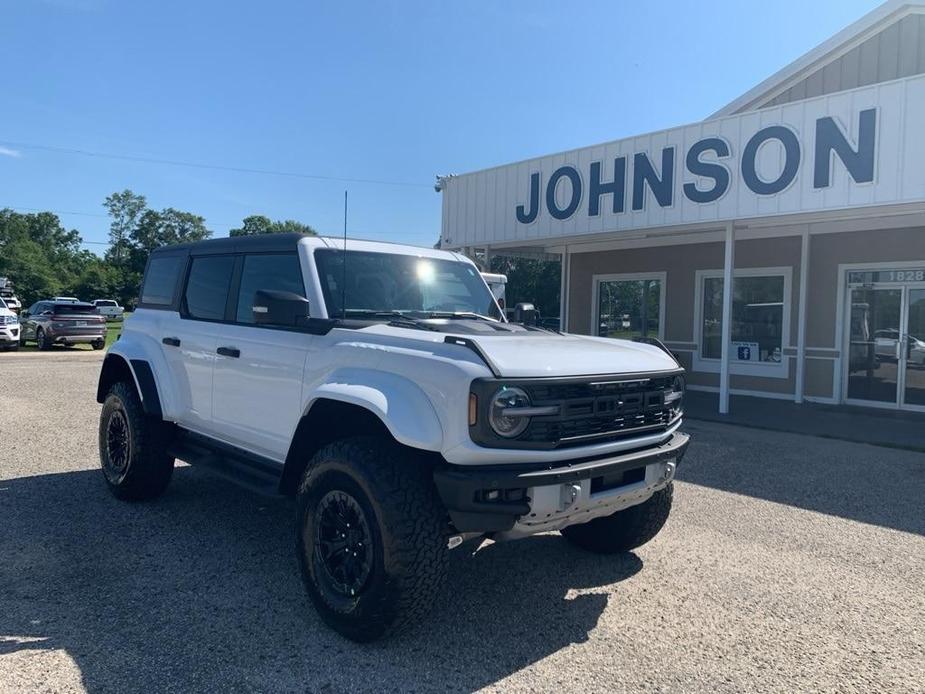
[211,252,311,461]
[165,254,236,432]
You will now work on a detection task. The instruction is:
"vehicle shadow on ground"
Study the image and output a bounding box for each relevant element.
[679,421,925,536]
[0,466,642,692]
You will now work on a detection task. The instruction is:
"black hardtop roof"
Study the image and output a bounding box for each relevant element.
[150,232,310,256]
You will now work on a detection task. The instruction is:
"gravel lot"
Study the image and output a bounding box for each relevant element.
[1,351,923,693]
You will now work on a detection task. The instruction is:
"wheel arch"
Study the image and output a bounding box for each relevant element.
[97,353,163,419]
[281,399,396,496]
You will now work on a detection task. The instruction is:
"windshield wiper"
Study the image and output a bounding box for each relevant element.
[338,309,441,331]
[418,311,499,322]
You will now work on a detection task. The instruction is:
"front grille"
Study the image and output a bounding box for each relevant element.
[470,371,683,450]
[519,376,677,448]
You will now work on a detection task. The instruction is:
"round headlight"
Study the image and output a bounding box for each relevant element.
[488,386,531,438]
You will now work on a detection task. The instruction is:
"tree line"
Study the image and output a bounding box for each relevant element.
[0,189,315,309]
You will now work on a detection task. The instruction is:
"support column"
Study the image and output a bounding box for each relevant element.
[794,227,810,404]
[559,246,570,332]
[719,223,736,414]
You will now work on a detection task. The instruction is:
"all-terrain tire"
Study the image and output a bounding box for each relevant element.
[98,381,174,501]
[296,436,449,642]
[561,482,674,554]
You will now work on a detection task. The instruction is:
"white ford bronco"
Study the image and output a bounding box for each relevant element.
[96,233,688,641]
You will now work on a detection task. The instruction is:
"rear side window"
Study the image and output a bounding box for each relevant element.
[184,256,235,321]
[235,253,305,324]
[141,256,185,306]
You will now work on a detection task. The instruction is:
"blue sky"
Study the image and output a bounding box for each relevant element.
[0,0,880,251]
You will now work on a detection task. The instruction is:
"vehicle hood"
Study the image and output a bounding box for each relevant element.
[0,307,16,318]
[464,332,679,377]
[357,321,680,377]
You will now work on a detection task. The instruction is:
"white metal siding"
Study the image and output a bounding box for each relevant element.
[440,74,925,248]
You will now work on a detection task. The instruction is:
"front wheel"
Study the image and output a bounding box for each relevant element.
[561,482,674,554]
[296,437,449,642]
[92,339,105,350]
[98,381,174,501]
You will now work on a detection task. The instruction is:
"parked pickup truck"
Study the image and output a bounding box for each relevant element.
[95,233,688,642]
[93,299,125,320]
[0,276,21,313]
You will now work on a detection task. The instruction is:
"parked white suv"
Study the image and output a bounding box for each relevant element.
[96,233,688,641]
[0,297,20,350]
[92,299,125,320]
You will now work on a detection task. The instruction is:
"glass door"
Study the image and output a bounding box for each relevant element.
[901,288,925,409]
[846,287,902,404]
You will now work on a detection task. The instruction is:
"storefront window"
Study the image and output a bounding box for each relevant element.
[596,278,661,339]
[701,275,785,363]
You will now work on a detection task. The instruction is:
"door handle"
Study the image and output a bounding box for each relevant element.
[217,346,240,358]
[162,337,181,347]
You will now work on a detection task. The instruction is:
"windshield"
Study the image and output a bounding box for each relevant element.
[0,298,6,310]
[315,249,502,320]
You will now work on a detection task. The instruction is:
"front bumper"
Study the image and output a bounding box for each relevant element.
[0,326,20,343]
[434,431,690,534]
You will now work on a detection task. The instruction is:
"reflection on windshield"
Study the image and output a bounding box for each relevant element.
[315,249,502,320]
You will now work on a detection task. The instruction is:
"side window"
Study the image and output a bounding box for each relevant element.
[235,253,305,324]
[184,256,235,321]
[141,255,185,306]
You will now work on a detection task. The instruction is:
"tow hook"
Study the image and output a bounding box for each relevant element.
[559,483,581,511]
[663,460,676,482]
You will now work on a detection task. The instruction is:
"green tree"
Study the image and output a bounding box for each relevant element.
[488,255,561,318]
[103,190,147,265]
[230,215,316,237]
[0,209,91,306]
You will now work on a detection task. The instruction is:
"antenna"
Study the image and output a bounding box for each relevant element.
[341,190,348,318]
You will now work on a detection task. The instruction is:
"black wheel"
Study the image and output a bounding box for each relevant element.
[296,437,449,642]
[98,381,174,501]
[561,482,674,554]
[92,339,105,350]
[36,328,51,351]
[7,343,19,351]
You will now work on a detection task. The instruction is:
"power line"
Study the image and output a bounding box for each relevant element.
[0,139,434,188]
[2,204,438,246]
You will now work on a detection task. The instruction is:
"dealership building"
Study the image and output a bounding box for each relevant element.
[438,0,925,414]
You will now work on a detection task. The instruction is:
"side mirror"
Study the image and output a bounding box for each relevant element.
[253,289,310,327]
[513,302,538,326]
[20,311,29,318]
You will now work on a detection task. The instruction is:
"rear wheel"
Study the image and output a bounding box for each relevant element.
[296,437,449,642]
[36,328,51,351]
[92,338,105,350]
[561,482,674,554]
[98,381,174,501]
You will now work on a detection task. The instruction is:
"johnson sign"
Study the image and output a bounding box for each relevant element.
[515,109,876,224]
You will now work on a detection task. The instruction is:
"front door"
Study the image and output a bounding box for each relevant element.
[901,288,925,409]
[210,252,311,461]
[845,268,925,411]
[846,287,902,405]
